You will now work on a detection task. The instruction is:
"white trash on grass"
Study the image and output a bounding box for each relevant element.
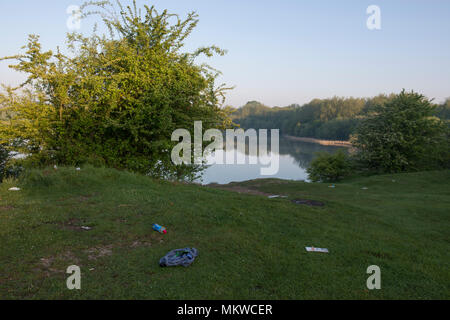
[306,247,329,253]
[8,187,21,191]
[268,195,288,199]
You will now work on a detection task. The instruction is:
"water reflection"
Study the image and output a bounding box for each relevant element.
[198,137,348,185]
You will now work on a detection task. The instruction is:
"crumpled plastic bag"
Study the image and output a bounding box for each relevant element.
[159,247,198,267]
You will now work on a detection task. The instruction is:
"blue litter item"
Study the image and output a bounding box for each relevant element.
[159,248,199,267]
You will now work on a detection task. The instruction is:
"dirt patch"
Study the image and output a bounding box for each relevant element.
[208,183,273,197]
[55,218,90,231]
[365,250,392,260]
[118,204,136,208]
[39,257,54,269]
[85,245,114,261]
[37,251,80,277]
[77,194,97,202]
[129,240,152,248]
[33,238,156,278]
[258,180,290,185]
[292,199,325,207]
[84,239,153,260]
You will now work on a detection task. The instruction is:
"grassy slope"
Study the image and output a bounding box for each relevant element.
[0,166,449,299]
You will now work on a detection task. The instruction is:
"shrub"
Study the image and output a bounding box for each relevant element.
[0,0,232,180]
[353,90,449,173]
[307,150,352,182]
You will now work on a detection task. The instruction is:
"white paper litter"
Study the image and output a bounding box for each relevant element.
[81,226,92,231]
[76,168,81,171]
[268,195,287,199]
[8,187,21,191]
[306,247,329,253]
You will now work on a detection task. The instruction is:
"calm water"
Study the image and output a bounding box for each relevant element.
[197,137,348,185]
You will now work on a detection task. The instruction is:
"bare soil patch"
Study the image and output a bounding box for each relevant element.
[208,183,272,197]
[55,218,87,231]
[36,251,80,277]
[291,199,325,207]
[85,245,114,261]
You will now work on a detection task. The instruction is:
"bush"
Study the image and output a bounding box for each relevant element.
[307,151,352,182]
[0,0,232,180]
[353,90,449,173]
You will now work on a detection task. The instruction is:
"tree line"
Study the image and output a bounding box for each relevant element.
[306,91,450,181]
[230,96,450,141]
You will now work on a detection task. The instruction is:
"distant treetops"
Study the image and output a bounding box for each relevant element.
[231,95,450,141]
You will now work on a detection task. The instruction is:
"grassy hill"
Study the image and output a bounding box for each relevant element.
[0,166,449,299]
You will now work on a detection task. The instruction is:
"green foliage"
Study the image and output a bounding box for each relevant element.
[306,150,351,182]
[0,144,9,183]
[435,98,450,120]
[353,90,450,173]
[233,96,386,140]
[0,145,23,183]
[0,0,232,180]
[230,101,273,119]
[232,94,450,141]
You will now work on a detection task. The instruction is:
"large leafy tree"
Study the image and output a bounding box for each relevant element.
[0,0,232,179]
[353,90,449,173]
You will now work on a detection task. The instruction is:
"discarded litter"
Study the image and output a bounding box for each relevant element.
[81,226,92,231]
[328,185,336,188]
[8,187,21,191]
[153,223,167,234]
[159,248,198,267]
[362,187,368,190]
[306,247,329,253]
[76,167,81,171]
[268,195,287,199]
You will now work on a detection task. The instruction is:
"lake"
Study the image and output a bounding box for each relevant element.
[197,136,349,185]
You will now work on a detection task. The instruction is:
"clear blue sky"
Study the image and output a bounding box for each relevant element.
[1,0,449,107]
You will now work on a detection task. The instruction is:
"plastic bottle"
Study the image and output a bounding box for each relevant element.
[152,224,167,234]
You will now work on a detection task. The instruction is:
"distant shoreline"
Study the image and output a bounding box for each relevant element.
[284,135,353,147]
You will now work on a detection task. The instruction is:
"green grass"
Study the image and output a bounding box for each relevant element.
[0,166,449,299]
